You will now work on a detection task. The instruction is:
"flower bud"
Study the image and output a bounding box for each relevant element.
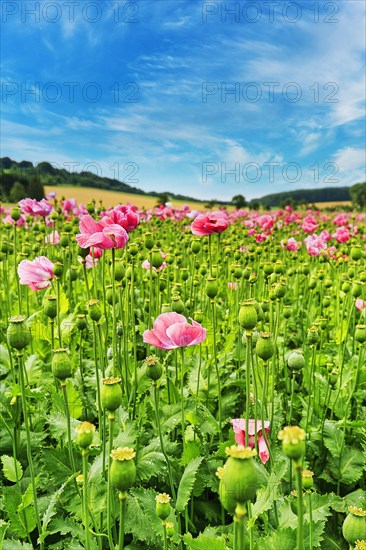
[206,277,218,299]
[342,507,366,546]
[7,316,30,350]
[110,448,136,492]
[76,421,96,449]
[101,377,122,411]
[44,295,57,319]
[239,300,257,330]
[87,299,102,322]
[256,332,275,361]
[165,522,175,538]
[52,348,72,380]
[155,493,171,520]
[278,426,306,462]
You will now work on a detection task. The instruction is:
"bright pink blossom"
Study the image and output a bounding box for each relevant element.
[355,299,366,312]
[332,226,350,243]
[18,256,55,291]
[231,418,270,464]
[304,234,327,256]
[191,211,229,236]
[302,215,318,234]
[19,198,53,217]
[143,312,207,350]
[281,237,301,251]
[76,215,129,249]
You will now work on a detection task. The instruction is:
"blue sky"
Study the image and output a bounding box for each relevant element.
[1,0,365,200]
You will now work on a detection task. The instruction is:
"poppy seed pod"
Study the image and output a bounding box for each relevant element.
[352,282,363,298]
[278,426,306,462]
[60,233,69,248]
[52,348,73,381]
[342,507,366,546]
[171,296,185,314]
[287,350,305,371]
[11,208,21,221]
[53,262,63,278]
[109,448,136,492]
[114,262,125,282]
[101,377,123,411]
[307,327,319,345]
[155,493,171,520]
[350,245,362,261]
[239,301,257,330]
[76,421,96,449]
[7,316,31,350]
[44,295,57,319]
[206,277,218,299]
[151,249,164,269]
[302,469,314,490]
[220,446,258,507]
[144,232,154,250]
[355,325,366,343]
[76,314,87,331]
[191,240,201,254]
[87,299,102,322]
[145,355,162,380]
[256,332,275,361]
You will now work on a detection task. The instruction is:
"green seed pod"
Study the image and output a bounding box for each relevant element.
[181,268,189,282]
[129,243,139,256]
[274,282,286,299]
[64,222,73,233]
[263,262,273,276]
[53,262,63,278]
[352,282,362,298]
[155,493,171,520]
[351,246,362,261]
[76,314,87,331]
[287,350,305,371]
[307,327,319,345]
[52,348,72,380]
[191,239,201,254]
[76,421,96,449]
[159,277,167,291]
[161,303,171,313]
[217,467,236,514]
[86,202,95,214]
[239,301,258,330]
[348,267,355,279]
[302,470,314,490]
[165,522,175,538]
[7,316,31,350]
[342,280,351,292]
[87,299,102,322]
[359,272,366,283]
[145,355,162,380]
[101,377,123,411]
[309,278,317,290]
[69,266,78,282]
[151,249,164,269]
[110,448,136,492]
[322,295,331,308]
[114,262,125,282]
[318,270,325,280]
[283,305,291,319]
[144,232,154,250]
[78,246,90,259]
[220,446,258,505]
[106,285,114,305]
[290,490,307,515]
[206,277,218,299]
[11,208,21,221]
[342,507,366,545]
[256,332,275,361]
[278,426,306,462]
[260,300,270,313]
[59,233,69,248]
[355,325,366,344]
[44,295,57,319]
[171,296,184,314]
[199,265,207,276]
[194,311,204,324]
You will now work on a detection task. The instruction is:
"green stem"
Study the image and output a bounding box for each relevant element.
[17,352,43,548]
[107,413,116,550]
[295,463,305,550]
[118,492,127,550]
[153,384,176,501]
[111,248,117,376]
[61,383,77,476]
[211,299,222,440]
[82,450,92,550]
[245,332,252,446]
[308,491,313,550]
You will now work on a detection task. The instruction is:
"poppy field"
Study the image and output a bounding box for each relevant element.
[0,197,366,550]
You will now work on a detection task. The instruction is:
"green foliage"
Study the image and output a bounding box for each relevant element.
[176,457,203,512]
[1,455,23,482]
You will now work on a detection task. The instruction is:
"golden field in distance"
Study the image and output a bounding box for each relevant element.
[44,185,207,210]
[44,185,352,210]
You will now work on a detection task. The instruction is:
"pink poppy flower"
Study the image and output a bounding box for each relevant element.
[332,227,350,243]
[45,230,60,245]
[76,215,129,250]
[18,256,55,291]
[231,418,270,464]
[281,237,301,252]
[143,312,207,350]
[19,198,53,217]
[112,204,140,232]
[355,299,366,312]
[191,211,229,236]
[304,234,327,256]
